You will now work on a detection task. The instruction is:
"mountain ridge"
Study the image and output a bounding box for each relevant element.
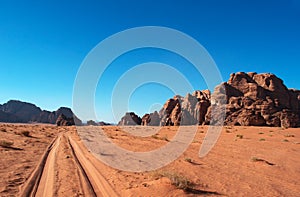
[0,100,81,125]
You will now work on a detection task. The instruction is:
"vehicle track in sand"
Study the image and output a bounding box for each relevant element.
[19,132,118,197]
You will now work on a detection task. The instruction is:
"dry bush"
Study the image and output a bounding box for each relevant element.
[284,134,295,137]
[236,134,243,139]
[153,171,193,190]
[184,158,192,163]
[0,140,14,148]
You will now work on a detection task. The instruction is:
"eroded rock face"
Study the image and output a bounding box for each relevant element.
[119,72,299,128]
[56,114,75,126]
[118,112,142,126]
[0,100,82,125]
[141,111,160,126]
[212,72,300,127]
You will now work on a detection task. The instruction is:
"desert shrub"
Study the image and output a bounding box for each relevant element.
[162,135,169,142]
[236,134,243,139]
[0,128,7,132]
[282,139,289,142]
[184,158,192,163]
[284,134,295,137]
[0,140,14,148]
[154,171,193,190]
[251,157,263,162]
[151,135,169,141]
[258,132,264,134]
[259,138,266,141]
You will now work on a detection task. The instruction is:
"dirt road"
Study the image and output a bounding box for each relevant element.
[19,131,118,197]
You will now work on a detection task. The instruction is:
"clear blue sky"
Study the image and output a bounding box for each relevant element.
[0,0,299,123]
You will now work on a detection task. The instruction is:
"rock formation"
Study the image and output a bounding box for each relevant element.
[87,120,98,126]
[119,72,300,128]
[56,114,75,126]
[141,111,160,126]
[209,72,300,127]
[118,112,142,125]
[98,121,111,126]
[0,100,82,125]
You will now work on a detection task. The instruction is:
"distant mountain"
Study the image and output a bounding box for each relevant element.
[119,72,300,128]
[0,100,81,125]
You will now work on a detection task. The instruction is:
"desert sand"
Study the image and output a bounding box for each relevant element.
[0,124,299,196]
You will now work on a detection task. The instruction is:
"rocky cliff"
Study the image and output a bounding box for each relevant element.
[118,72,300,128]
[0,100,81,125]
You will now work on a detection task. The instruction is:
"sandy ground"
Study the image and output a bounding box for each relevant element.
[0,124,299,196]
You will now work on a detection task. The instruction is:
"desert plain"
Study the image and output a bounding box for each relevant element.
[0,124,299,197]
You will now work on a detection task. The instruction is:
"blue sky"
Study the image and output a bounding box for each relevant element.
[0,0,299,123]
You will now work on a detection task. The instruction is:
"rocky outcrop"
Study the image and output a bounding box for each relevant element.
[0,100,82,125]
[118,112,142,126]
[87,120,98,126]
[56,114,75,126]
[119,72,300,128]
[119,90,211,126]
[208,72,300,127]
[0,111,21,123]
[0,100,42,123]
[141,111,160,126]
[98,121,111,126]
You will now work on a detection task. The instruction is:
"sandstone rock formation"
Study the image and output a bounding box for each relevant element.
[0,100,82,125]
[98,121,111,126]
[119,72,300,128]
[87,120,98,126]
[141,111,160,126]
[206,72,300,127]
[56,114,75,126]
[118,112,142,125]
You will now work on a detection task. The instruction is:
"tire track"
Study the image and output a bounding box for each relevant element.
[68,136,118,197]
[19,132,118,197]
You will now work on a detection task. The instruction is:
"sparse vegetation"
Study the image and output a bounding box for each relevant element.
[236,134,243,139]
[162,135,169,142]
[251,156,275,165]
[284,134,295,137]
[258,132,264,134]
[184,158,192,163]
[151,135,159,140]
[251,156,263,162]
[151,135,169,142]
[259,138,266,141]
[153,171,193,190]
[0,140,14,148]
[225,129,231,133]
[282,139,289,142]
[0,128,7,132]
